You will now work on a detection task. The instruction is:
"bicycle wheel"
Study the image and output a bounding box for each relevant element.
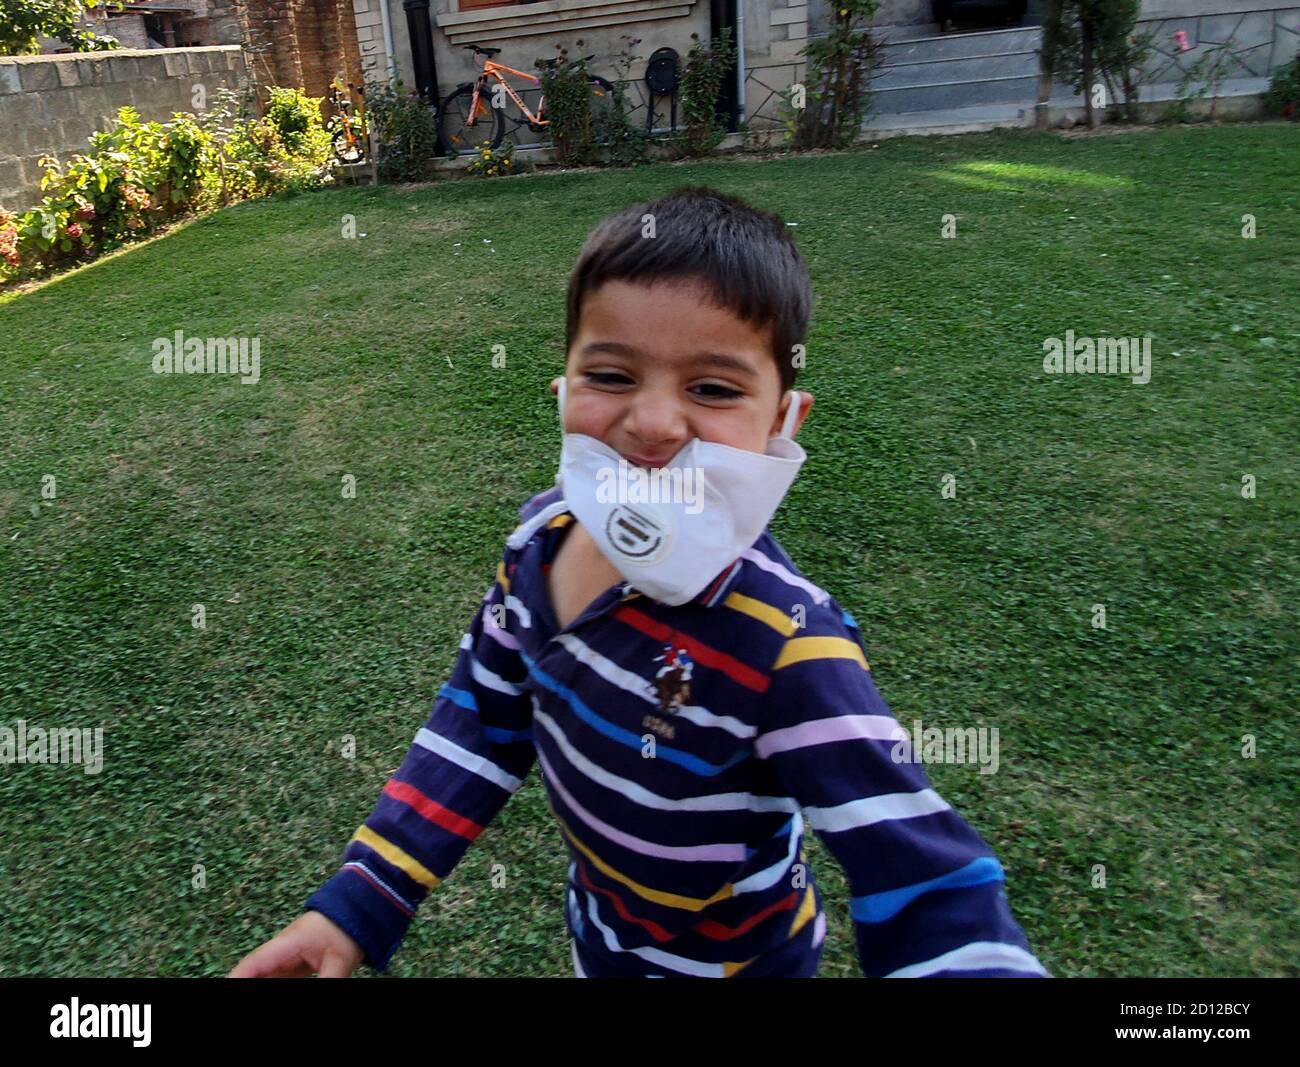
[438,84,505,155]
[333,129,365,164]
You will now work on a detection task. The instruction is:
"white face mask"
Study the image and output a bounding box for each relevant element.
[554,377,807,606]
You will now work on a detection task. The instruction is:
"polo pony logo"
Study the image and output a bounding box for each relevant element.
[652,645,693,715]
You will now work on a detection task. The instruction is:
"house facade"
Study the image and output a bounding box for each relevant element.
[354,0,829,136]
[354,0,1300,141]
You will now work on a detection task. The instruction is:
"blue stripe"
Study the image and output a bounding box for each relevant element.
[521,650,749,778]
[850,857,1005,923]
[483,725,534,744]
[439,683,477,712]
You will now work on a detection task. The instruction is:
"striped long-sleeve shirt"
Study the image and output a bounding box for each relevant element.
[304,485,1047,977]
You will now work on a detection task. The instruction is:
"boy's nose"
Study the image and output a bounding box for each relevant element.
[623,394,687,456]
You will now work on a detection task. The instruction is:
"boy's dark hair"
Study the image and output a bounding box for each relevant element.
[565,186,812,394]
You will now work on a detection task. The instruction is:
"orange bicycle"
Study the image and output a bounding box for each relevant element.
[437,43,615,154]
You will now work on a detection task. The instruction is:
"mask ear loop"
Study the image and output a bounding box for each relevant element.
[778,390,801,440]
[557,376,566,421]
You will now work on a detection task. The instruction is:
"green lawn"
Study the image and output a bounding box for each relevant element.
[1,123,1297,977]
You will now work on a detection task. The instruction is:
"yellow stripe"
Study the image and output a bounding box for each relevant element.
[723,591,798,637]
[788,883,817,937]
[352,824,440,889]
[547,514,574,530]
[772,635,870,672]
[550,800,732,912]
[496,560,509,596]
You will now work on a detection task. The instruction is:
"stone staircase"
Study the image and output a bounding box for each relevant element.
[870,23,1043,116]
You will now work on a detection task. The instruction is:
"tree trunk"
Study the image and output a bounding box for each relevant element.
[1081,13,1098,129]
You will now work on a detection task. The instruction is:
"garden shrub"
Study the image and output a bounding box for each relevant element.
[1,88,335,282]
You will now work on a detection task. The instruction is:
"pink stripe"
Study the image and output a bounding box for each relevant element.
[755,715,906,758]
[483,620,521,651]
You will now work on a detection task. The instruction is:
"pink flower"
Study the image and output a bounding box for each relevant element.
[75,204,96,221]
[1174,30,1190,52]
[65,222,83,238]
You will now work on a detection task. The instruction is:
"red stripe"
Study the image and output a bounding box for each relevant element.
[346,864,414,916]
[693,890,799,940]
[574,856,675,943]
[384,779,484,841]
[613,604,769,693]
[699,562,736,604]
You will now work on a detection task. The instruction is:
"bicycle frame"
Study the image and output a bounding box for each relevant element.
[467,59,549,129]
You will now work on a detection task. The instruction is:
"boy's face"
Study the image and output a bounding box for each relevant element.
[551,278,812,469]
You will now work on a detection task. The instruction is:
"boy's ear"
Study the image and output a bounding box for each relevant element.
[775,391,813,438]
[549,376,562,396]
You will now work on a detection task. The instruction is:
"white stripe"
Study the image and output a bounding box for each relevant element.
[731,810,803,895]
[506,498,570,549]
[342,861,414,911]
[812,909,827,948]
[469,654,526,696]
[504,593,532,629]
[885,941,1049,978]
[413,726,523,793]
[554,633,755,739]
[534,704,798,815]
[803,788,950,833]
[741,547,830,604]
[756,714,906,757]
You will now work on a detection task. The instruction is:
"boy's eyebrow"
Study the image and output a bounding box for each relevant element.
[577,341,759,379]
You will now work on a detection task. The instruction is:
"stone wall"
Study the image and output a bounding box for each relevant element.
[0,47,250,213]
[1135,2,1300,84]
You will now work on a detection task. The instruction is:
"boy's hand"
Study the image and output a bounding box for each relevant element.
[228,910,365,978]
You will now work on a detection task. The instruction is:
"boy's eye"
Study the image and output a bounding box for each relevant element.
[692,383,742,400]
[584,372,741,400]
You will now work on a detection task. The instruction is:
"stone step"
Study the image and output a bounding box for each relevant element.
[879,25,1042,64]
[874,49,1039,90]
[862,101,1035,136]
[870,74,1040,114]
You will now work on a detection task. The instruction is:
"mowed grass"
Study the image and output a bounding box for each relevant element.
[1,123,1297,978]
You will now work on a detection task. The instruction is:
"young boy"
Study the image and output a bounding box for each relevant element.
[230,186,1046,979]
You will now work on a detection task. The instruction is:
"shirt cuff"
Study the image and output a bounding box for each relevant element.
[305,866,417,972]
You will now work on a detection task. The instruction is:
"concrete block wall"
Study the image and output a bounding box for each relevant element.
[0,46,250,214]
[353,0,398,84]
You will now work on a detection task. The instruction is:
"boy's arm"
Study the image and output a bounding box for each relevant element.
[304,547,534,971]
[755,604,1048,978]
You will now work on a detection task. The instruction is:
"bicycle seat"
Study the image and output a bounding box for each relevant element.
[465,43,502,56]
